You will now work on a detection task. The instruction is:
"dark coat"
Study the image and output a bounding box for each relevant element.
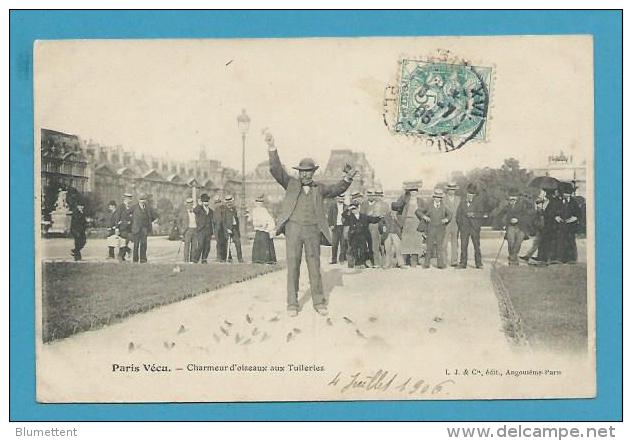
[194,205,214,235]
[222,206,240,236]
[378,212,403,239]
[327,200,348,227]
[497,200,530,235]
[416,201,452,233]
[131,203,157,235]
[114,204,133,234]
[269,149,351,245]
[456,196,487,232]
[213,204,225,239]
[105,209,118,232]
[70,210,87,237]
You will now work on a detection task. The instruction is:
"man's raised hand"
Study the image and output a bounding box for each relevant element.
[264,132,275,149]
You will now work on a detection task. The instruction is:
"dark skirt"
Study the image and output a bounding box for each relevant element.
[252,230,277,264]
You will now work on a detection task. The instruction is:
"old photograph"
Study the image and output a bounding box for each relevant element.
[34,35,595,402]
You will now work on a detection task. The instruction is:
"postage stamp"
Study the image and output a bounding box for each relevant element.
[395,59,492,148]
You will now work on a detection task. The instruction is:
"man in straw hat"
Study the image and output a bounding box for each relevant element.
[327,193,348,264]
[178,196,198,263]
[363,187,389,267]
[417,188,452,269]
[222,195,243,263]
[456,183,488,269]
[212,195,226,262]
[114,192,134,262]
[266,131,357,317]
[443,182,461,266]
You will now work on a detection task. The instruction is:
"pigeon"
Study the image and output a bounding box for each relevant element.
[326,318,333,326]
[428,327,437,334]
[368,316,378,323]
[246,314,253,324]
[128,342,135,352]
[433,316,443,323]
[220,326,229,336]
[224,320,233,327]
[268,316,280,322]
[292,328,301,334]
[163,341,175,349]
[178,324,187,334]
[212,333,221,343]
[251,327,260,336]
[242,338,252,345]
[260,332,269,342]
[235,333,242,344]
[286,332,293,342]
[356,329,367,339]
[343,316,353,324]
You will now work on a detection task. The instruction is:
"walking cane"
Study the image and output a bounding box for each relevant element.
[493,233,507,267]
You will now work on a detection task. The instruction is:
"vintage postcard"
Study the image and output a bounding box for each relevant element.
[34,35,595,402]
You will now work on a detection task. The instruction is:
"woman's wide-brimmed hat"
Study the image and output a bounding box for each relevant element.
[292,158,319,171]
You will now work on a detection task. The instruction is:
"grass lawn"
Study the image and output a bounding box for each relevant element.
[42,262,282,343]
[492,264,588,353]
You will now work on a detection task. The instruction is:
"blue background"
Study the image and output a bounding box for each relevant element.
[9,10,622,421]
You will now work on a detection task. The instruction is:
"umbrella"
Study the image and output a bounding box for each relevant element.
[528,176,559,190]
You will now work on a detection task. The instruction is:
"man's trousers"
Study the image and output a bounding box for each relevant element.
[284,222,325,311]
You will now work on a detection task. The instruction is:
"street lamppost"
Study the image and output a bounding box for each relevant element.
[237,109,250,237]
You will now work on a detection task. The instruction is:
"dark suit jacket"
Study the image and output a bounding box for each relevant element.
[327,201,348,227]
[131,203,157,235]
[269,149,351,245]
[70,210,87,237]
[497,201,530,234]
[456,197,487,232]
[417,201,452,233]
[342,212,381,243]
[114,204,133,233]
[222,206,240,237]
[194,205,214,235]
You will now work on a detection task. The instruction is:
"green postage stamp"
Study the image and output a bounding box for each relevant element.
[393,59,493,151]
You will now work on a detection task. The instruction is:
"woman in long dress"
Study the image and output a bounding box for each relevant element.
[251,196,277,264]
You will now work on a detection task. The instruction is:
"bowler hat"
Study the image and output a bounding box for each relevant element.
[138,193,148,200]
[466,183,478,195]
[200,193,210,202]
[508,188,519,198]
[292,158,319,171]
[224,195,234,202]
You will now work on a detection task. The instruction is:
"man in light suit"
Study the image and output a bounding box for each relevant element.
[266,132,356,317]
[179,197,198,263]
[443,182,461,266]
[327,194,348,264]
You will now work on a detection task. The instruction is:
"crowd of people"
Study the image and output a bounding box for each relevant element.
[324,180,583,271]
[68,191,278,265]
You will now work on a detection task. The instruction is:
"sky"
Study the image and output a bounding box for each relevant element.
[34,36,593,190]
